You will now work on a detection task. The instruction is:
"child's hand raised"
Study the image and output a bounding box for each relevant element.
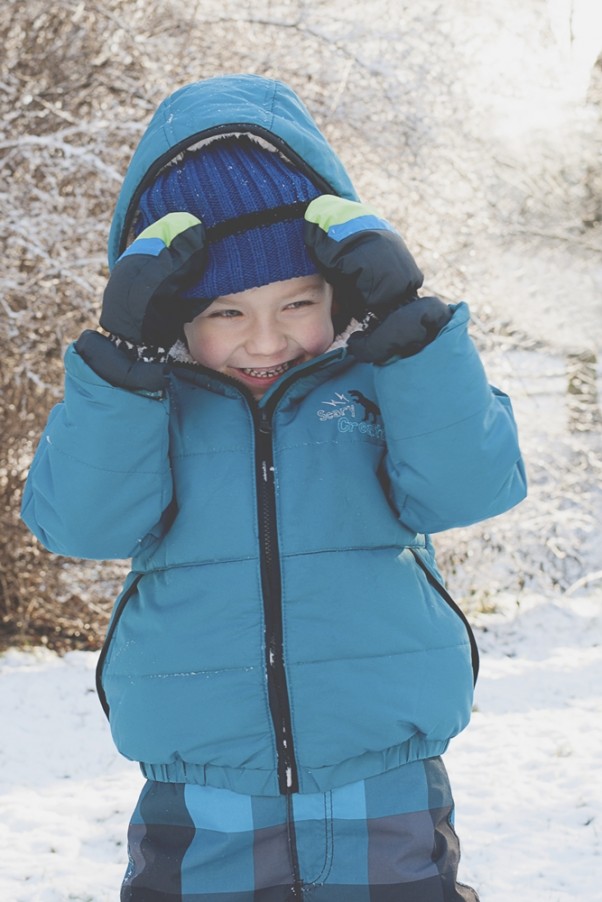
[304,196,451,364]
[100,212,207,348]
[304,196,423,312]
[75,213,206,390]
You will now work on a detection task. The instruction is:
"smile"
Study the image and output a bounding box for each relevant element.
[237,358,301,380]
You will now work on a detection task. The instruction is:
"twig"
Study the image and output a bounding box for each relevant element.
[565,570,602,596]
[506,225,602,254]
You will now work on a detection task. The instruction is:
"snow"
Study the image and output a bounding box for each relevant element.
[0,651,140,900]
[1,589,600,900]
[446,591,602,901]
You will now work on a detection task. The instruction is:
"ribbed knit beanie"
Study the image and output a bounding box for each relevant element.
[135,136,321,303]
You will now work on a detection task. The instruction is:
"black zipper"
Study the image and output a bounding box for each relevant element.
[250,358,343,795]
[95,573,143,717]
[410,549,480,685]
[255,403,299,794]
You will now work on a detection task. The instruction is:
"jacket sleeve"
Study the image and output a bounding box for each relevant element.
[373,302,527,534]
[21,343,173,560]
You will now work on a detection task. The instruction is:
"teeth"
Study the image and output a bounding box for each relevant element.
[241,361,293,379]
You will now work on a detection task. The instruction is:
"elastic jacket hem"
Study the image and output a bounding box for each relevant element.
[139,736,451,796]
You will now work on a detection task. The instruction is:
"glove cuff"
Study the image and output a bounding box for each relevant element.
[75,330,168,392]
[347,296,452,364]
[107,333,170,364]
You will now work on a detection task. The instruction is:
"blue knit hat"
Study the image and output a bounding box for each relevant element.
[135,136,321,302]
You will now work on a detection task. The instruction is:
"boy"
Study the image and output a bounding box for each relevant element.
[22,74,526,900]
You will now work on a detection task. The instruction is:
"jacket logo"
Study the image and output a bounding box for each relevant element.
[316,389,384,440]
[317,392,355,421]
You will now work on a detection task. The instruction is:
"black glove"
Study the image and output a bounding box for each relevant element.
[100,212,207,348]
[75,330,168,392]
[304,195,450,363]
[346,297,452,364]
[304,195,424,314]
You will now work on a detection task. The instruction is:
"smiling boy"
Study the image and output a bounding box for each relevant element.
[22,75,526,901]
[184,275,334,399]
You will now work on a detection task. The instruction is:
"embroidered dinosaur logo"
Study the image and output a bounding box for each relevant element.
[348,390,381,423]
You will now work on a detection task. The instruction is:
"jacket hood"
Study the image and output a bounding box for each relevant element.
[108,74,360,268]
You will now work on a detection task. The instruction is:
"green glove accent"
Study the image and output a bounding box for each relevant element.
[304,196,381,231]
[135,212,203,247]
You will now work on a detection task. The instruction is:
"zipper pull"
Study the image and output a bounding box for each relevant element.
[259,409,271,435]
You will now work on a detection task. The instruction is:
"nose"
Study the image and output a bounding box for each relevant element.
[244,319,288,358]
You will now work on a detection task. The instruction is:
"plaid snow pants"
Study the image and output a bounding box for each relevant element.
[121,756,479,901]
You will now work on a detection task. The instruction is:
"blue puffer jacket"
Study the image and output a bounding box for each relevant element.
[21,75,527,797]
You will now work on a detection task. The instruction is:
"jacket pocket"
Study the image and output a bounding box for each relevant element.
[409,548,479,685]
[95,573,143,717]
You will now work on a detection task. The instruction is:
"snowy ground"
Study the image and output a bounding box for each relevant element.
[0,588,600,901]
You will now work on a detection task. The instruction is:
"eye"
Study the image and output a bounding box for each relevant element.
[285,299,314,310]
[209,308,242,319]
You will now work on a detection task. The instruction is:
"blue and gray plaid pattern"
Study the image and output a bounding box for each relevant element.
[121,757,478,901]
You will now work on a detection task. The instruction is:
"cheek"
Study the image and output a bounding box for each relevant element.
[303,314,335,355]
[184,323,225,369]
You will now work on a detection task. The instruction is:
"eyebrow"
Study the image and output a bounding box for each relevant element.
[281,279,325,296]
[216,283,325,304]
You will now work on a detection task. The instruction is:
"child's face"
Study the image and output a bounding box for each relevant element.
[183,275,335,399]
